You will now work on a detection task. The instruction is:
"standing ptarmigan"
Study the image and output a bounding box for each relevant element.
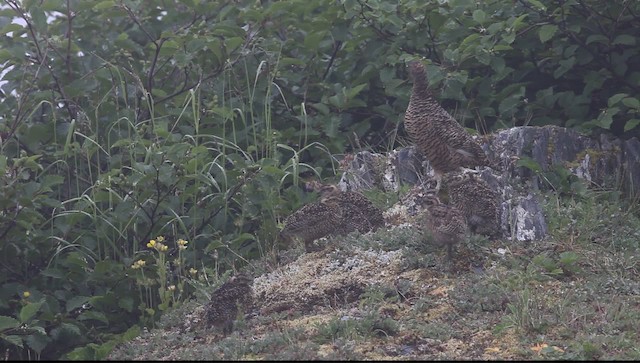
[416,190,468,260]
[443,171,500,237]
[404,60,490,189]
[204,273,253,335]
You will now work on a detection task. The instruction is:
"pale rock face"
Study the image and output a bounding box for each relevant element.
[511,195,548,241]
[338,125,639,241]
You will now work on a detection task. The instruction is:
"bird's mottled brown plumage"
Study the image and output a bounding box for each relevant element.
[404,61,489,185]
[204,273,253,335]
[279,197,342,249]
[280,182,384,249]
[312,181,385,232]
[444,171,500,237]
[416,190,468,260]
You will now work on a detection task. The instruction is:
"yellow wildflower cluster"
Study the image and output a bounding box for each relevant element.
[22,291,30,298]
[147,237,168,252]
[131,259,146,269]
[177,238,188,250]
[189,268,198,276]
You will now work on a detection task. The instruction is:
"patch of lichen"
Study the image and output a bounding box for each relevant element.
[572,148,613,169]
[370,154,389,190]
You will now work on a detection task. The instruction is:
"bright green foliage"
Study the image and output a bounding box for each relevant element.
[0,0,638,359]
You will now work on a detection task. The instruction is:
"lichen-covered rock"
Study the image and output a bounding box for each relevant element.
[339,151,386,192]
[489,125,639,197]
[253,247,404,315]
[506,194,548,241]
[338,125,639,241]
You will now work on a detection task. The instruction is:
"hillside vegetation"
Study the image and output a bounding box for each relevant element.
[108,188,640,360]
[0,0,639,359]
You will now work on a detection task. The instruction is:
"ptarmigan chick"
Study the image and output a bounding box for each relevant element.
[307,181,385,234]
[279,192,344,250]
[280,181,384,250]
[416,190,468,260]
[443,171,500,238]
[204,273,253,335]
[404,60,490,189]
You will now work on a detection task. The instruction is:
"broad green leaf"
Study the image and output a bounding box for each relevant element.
[622,97,640,109]
[0,49,12,63]
[586,34,608,45]
[19,299,44,323]
[346,84,367,99]
[25,333,50,355]
[595,107,620,129]
[526,0,546,10]
[311,103,330,115]
[65,296,90,313]
[150,88,167,98]
[303,31,326,50]
[490,57,505,73]
[493,44,513,51]
[93,1,115,10]
[78,311,109,324]
[511,14,529,31]
[553,57,575,78]
[607,93,628,107]
[29,7,47,31]
[41,0,65,11]
[613,34,635,46]
[280,57,306,66]
[0,155,6,174]
[538,24,557,43]
[0,23,23,36]
[225,37,243,52]
[460,33,480,48]
[207,38,223,61]
[0,316,20,330]
[94,340,119,360]
[66,344,99,360]
[40,174,65,190]
[1,335,23,348]
[624,119,640,132]
[118,296,135,312]
[472,9,486,23]
[122,325,141,341]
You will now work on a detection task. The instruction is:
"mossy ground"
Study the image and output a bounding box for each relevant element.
[108,189,640,360]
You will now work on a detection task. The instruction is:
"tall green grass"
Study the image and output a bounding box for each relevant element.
[0,54,337,359]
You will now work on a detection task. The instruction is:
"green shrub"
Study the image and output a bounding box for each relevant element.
[1,0,638,359]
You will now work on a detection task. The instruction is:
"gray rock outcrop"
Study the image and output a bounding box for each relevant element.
[338,125,640,242]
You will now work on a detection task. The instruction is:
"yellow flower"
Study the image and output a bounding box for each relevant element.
[160,244,168,252]
[177,239,188,250]
[22,291,30,298]
[147,239,156,248]
[168,285,176,291]
[131,259,146,269]
[189,268,198,276]
[156,236,165,242]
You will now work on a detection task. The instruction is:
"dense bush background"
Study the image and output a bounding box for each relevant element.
[0,0,638,359]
